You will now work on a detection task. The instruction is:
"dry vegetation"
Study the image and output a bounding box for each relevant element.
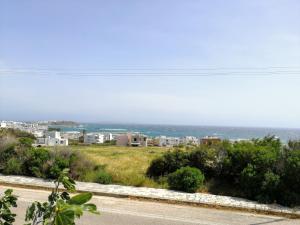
[70,145,172,187]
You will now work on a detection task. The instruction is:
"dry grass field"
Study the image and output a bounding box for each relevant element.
[70,145,172,188]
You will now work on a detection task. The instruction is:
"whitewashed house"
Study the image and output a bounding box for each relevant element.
[61,131,81,140]
[35,131,68,146]
[84,133,105,144]
[0,121,7,128]
[158,136,180,147]
[104,133,113,142]
[180,136,199,145]
[33,130,44,138]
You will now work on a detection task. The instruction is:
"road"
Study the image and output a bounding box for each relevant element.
[1,186,299,225]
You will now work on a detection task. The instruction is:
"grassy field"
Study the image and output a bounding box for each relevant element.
[70,145,172,188]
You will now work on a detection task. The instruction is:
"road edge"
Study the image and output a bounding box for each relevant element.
[0,180,299,219]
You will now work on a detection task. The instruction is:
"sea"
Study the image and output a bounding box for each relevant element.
[54,123,300,142]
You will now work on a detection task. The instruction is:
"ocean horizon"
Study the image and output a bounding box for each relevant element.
[53,123,300,142]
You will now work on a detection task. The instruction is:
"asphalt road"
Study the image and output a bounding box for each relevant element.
[1,186,299,225]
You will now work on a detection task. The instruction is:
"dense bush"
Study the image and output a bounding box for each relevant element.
[146,150,189,177]
[0,129,112,185]
[3,158,23,175]
[188,147,219,177]
[277,146,300,206]
[147,136,300,206]
[24,147,51,178]
[167,167,205,193]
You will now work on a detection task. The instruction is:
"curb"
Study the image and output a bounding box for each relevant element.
[0,174,299,219]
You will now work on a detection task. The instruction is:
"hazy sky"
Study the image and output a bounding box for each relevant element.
[1,0,300,128]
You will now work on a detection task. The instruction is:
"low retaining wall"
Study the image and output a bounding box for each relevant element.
[0,174,299,217]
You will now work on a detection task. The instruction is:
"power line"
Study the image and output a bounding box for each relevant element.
[0,67,300,77]
[1,66,300,71]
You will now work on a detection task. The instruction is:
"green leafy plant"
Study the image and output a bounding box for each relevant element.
[167,166,205,193]
[25,169,99,225]
[0,189,18,225]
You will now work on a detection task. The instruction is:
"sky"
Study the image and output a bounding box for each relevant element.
[0,0,300,128]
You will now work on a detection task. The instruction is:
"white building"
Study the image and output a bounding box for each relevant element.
[0,120,48,137]
[104,133,113,142]
[84,133,105,144]
[158,136,180,147]
[180,136,199,145]
[35,131,68,146]
[0,121,7,128]
[33,130,44,138]
[61,131,81,140]
[47,131,61,139]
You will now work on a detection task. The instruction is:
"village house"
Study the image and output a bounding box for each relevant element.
[84,133,105,144]
[146,137,160,146]
[0,121,7,128]
[116,133,148,147]
[61,131,82,140]
[158,136,180,147]
[104,133,113,142]
[35,131,68,146]
[180,136,199,145]
[200,136,221,146]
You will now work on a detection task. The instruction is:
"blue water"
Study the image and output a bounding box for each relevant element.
[54,123,300,142]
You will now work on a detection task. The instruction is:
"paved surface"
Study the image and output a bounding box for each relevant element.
[1,174,299,216]
[1,186,299,225]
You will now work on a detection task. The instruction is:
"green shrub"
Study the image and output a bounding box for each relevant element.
[48,148,74,179]
[240,164,260,198]
[24,147,51,178]
[94,170,112,184]
[49,157,70,179]
[19,137,34,147]
[147,150,189,177]
[167,167,204,193]
[287,140,300,151]
[3,157,23,175]
[82,168,112,185]
[69,151,96,180]
[146,157,166,177]
[189,147,218,177]
[283,149,300,192]
[253,135,281,152]
[278,149,300,206]
[0,145,16,171]
[258,171,280,203]
[147,137,300,206]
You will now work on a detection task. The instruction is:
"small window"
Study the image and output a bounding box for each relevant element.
[133,138,137,142]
